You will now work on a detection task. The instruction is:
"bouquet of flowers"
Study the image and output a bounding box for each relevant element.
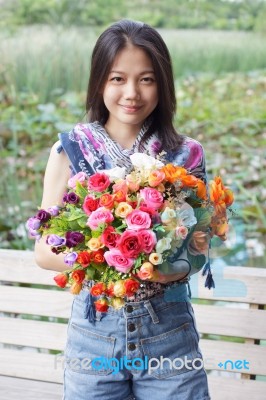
[27,153,234,312]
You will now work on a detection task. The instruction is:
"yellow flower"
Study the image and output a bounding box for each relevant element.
[110,296,125,309]
[87,237,104,251]
[115,202,133,218]
[70,282,82,295]
[149,253,163,265]
[113,280,126,297]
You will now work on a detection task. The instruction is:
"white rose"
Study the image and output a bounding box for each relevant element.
[130,153,164,171]
[101,167,126,181]
[156,237,172,253]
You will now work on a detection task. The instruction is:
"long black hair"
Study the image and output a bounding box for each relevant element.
[86,19,183,151]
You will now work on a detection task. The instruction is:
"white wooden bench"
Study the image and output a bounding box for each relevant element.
[0,249,265,400]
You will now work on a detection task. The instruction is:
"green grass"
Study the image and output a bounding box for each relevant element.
[1,26,266,102]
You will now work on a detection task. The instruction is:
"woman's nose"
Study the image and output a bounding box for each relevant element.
[124,81,140,100]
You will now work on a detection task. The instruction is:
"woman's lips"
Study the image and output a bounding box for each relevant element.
[120,105,142,113]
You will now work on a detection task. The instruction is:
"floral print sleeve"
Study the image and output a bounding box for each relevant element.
[166,136,207,184]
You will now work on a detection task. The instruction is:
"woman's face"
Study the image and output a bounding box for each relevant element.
[103,44,158,133]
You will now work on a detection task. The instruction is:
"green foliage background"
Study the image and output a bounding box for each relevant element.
[1,0,266,31]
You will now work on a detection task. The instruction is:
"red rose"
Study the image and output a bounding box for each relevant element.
[90,282,106,296]
[54,273,68,288]
[83,195,99,215]
[118,230,143,258]
[139,204,158,216]
[88,173,110,192]
[106,282,114,297]
[94,298,109,312]
[124,279,140,296]
[91,249,105,264]
[99,193,115,209]
[71,269,86,284]
[77,251,91,267]
[101,226,120,249]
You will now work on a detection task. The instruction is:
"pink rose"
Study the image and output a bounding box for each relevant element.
[104,249,135,273]
[112,179,128,195]
[101,226,120,249]
[140,187,164,210]
[118,230,143,258]
[88,173,110,192]
[86,207,114,230]
[138,229,157,253]
[175,226,188,240]
[126,210,151,230]
[68,172,87,188]
[137,262,154,280]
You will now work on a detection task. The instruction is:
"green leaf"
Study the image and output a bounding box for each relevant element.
[193,208,212,230]
[187,252,206,271]
[75,181,89,200]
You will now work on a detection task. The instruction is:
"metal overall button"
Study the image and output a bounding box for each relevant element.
[128,343,136,351]
[128,323,136,332]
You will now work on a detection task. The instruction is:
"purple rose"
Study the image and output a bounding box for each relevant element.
[46,234,66,247]
[64,252,78,266]
[36,209,51,222]
[65,231,85,248]
[26,217,41,231]
[63,192,80,204]
[28,228,41,241]
[47,206,60,216]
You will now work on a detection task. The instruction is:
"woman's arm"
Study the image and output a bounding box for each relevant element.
[34,141,72,271]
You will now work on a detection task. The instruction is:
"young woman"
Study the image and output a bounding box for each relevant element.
[35,19,210,400]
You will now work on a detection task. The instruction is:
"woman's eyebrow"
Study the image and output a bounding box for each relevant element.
[109,70,155,74]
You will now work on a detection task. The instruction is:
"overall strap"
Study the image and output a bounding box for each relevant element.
[57,132,95,176]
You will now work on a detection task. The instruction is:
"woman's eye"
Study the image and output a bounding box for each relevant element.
[111,77,123,82]
[141,77,155,83]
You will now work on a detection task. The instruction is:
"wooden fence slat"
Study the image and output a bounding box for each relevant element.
[0,349,64,383]
[191,265,266,304]
[193,304,266,340]
[0,317,67,350]
[207,375,266,400]
[0,249,57,285]
[201,339,266,376]
[0,286,73,318]
[0,376,62,400]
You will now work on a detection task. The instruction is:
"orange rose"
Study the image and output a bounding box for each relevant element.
[94,298,109,312]
[161,164,187,184]
[106,282,115,297]
[91,249,105,264]
[77,251,91,267]
[196,179,207,200]
[99,193,115,209]
[90,282,106,296]
[224,187,234,207]
[72,269,86,284]
[180,174,198,188]
[114,190,127,203]
[124,279,140,296]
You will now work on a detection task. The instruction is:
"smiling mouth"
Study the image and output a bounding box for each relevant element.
[120,105,142,112]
